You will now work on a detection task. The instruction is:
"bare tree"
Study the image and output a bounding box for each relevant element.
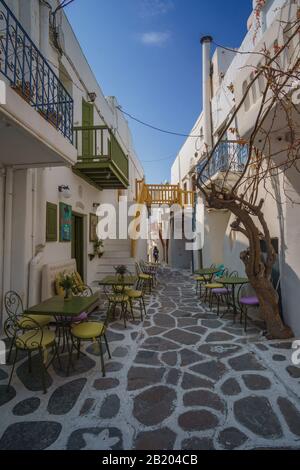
[196,12,300,339]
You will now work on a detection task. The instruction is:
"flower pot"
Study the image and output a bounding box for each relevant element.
[64,288,73,302]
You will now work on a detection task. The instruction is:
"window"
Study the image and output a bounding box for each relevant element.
[46,202,58,242]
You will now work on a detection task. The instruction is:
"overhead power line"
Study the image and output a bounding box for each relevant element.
[116,106,202,138]
[141,154,176,163]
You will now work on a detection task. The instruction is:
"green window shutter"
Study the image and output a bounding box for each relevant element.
[46,202,58,242]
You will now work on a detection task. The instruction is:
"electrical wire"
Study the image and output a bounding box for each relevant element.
[116,106,202,138]
[141,154,176,163]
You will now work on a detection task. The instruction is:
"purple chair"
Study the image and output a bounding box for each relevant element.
[239,295,259,331]
[211,287,231,316]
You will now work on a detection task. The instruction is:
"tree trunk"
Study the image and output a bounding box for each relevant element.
[205,193,293,339]
[243,255,293,339]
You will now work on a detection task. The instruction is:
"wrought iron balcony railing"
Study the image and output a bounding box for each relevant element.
[0,0,73,143]
[197,140,249,183]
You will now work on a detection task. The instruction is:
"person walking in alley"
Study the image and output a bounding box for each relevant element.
[153,246,159,263]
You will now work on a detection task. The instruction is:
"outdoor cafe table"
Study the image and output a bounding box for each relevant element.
[25,294,99,357]
[217,276,249,319]
[98,275,137,288]
[194,267,220,282]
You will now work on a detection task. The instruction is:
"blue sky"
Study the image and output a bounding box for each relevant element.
[66,0,252,183]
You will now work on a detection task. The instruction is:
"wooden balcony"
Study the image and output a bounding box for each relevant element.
[73,126,129,189]
[136,180,194,207]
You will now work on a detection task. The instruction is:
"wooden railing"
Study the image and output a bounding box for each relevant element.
[131,180,194,257]
[141,183,194,207]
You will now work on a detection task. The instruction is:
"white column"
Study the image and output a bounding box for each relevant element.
[201,36,213,150]
[2,168,13,320]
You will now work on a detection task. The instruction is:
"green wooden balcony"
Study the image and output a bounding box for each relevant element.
[73,126,129,189]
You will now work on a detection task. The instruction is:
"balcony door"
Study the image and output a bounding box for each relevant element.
[82,99,94,158]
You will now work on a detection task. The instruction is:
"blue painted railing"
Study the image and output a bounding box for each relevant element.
[197,140,248,182]
[0,0,73,143]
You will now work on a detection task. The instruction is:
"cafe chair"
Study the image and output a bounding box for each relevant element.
[4,314,61,394]
[238,284,259,331]
[135,262,152,293]
[67,307,112,377]
[4,291,53,362]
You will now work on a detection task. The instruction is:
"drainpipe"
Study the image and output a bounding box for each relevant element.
[40,1,50,57]
[2,167,13,320]
[201,36,213,150]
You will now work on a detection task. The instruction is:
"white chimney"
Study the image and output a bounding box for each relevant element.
[201,36,213,150]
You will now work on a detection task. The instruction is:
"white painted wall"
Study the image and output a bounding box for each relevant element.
[1,0,146,316]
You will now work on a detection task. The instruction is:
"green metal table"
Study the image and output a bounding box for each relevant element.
[217,277,249,319]
[25,294,100,365]
[25,294,100,318]
[98,275,137,287]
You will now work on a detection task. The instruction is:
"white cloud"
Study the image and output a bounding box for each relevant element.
[140,0,174,18]
[139,31,172,46]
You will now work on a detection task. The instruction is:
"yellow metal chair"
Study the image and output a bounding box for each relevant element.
[4,314,61,394]
[68,305,112,377]
[135,262,152,293]
[4,291,53,362]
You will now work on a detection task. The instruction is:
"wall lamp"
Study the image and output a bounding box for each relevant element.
[58,185,72,199]
[88,92,97,103]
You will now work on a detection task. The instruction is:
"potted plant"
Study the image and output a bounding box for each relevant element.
[59,272,75,301]
[11,80,34,103]
[114,264,127,283]
[88,239,104,261]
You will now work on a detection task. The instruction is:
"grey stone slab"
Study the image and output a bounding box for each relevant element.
[12,397,40,416]
[134,427,176,450]
[0,385,16,407]
[141,337,181,352]
[134,350,161,366]
[180,348,206,367]
[286,366,300,378]
[161,351,177,367]
[93,378,119,390]
[0,421,62,450]
[221,378,241,396]
[182,372,214,390]
[99,394,120,419]
[17,355,53,391]
[228,353,266,371]
[47,378,87,415]
[133,386,176,426]
[153,314,176,328]
[182,437,215,450]
[127,366,165,391]
[183,389,225,412]
[242,374,271,390]
[234,396,282,438]
[163,328,200,345]
[79,398,95,416]
[218,427,248,449]
[178,410,218,431]
[190,360,227,381]
[278,397,300,437]
[206,332,236,342]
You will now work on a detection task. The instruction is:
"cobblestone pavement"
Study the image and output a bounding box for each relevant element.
[1,268,300,450]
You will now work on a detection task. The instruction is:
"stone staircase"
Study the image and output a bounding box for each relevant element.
[96,239,136,279]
